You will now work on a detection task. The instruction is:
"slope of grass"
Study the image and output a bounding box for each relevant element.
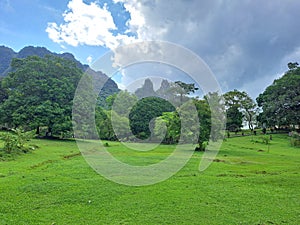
[0,134,299,224]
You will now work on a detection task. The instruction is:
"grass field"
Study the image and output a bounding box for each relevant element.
[0,134,299,224]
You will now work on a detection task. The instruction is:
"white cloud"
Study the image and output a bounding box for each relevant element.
[86,55,93,64]
[46,0,138,49]
[47,0,300,99]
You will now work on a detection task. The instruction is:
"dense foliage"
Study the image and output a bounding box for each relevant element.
[226,105,243,131]
[129,97,175,139]
[224,89,257,131]
[257,63,300,128]
[0,45,298,148]
[0,56,83,136]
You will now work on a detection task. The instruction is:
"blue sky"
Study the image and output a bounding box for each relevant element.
[1,0,300,98]
[0,0,112,61]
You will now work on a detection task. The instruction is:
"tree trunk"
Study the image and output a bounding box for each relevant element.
[46,126,52,137]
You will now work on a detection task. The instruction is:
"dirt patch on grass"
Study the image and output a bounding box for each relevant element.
[256,170,267,174]
[257,149,265,152]
[63,152,81,159]
[213,159,226,163]
[254,170,280,175]
[217,173,246,178]
[30,160,55,169]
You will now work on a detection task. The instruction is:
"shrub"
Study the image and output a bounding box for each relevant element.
[0,129,35,154]
[290,132,300,147]
[195,141,207,151]
[261,135,271,145]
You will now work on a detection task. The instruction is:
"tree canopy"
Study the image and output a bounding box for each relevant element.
[129,96,175,139]
[257,62,300,128]
[223,89,257,130]
[0,55,83,136]
[1,46,297,144]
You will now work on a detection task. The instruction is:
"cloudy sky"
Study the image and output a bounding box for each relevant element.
[1,0,300,99]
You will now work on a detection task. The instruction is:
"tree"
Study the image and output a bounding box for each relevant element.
[0,55,83,136]
[204,92,226,142]
[95,107,116,140]
[226,105,243,131]
[287,62,299,70]
[193,98,211,149]
[0,128,35,154]
[129,97,175,139]
[224,90,257,131]
[154,111,180,144]
[173,81,199,103]
[109,90,138,116]
[257,62,300,128]
[154,98,212,146]
[0,78,8,111]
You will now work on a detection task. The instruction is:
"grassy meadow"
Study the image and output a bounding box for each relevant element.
[0,134,299,224]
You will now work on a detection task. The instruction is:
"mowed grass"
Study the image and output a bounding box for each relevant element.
[0,134,299,224]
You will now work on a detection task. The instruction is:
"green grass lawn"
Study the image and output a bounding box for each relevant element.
[0,134,299,224]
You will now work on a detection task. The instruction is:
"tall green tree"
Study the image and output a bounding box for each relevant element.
[225,105,243,131]
[193,98,211,145]
[129,97,175,139]
[172,81,199,104]
[0,78,8,106]
[154,98,211,146]
[95,107,116,140]
[223,89,257,131]
[109,90,138,116]
[257,62,300,128]
[0,55,83,136]
[204,92,226,141]
[154,111,180,144]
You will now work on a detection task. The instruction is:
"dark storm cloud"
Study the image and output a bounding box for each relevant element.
[137,0,300,97]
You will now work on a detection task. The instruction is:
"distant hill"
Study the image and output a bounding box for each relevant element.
[0,46,16,75]
[0,45,119,107]
[0,45,89,76]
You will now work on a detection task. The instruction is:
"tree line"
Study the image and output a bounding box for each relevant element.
[0,55,299,146]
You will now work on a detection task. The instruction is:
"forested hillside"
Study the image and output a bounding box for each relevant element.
[0,45,119,107]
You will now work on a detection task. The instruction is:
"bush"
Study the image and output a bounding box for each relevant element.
[261,136,270,145]
[0,129,35,154]
[290,132,300,147]
[195,141,207,151]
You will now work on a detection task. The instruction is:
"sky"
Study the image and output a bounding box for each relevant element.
[1,0,300,99]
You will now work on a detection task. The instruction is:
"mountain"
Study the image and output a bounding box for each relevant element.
[0,45,90,76]
[0,46,17,75]
[135,78,157,99]
[0,45,119,106]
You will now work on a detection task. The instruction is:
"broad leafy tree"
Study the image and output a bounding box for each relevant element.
[193,98,212,148]
[0,55,83,136]
[224,90,257,131]
[172,81,199,104]
[110,90,138,116]
[154,111,180,144]
[129,97,175,139]
[225,105,243,131]
[257,62,300,128]
[95,107,116,140]
[204,92,226,141]
[154,98,211,146]
[0,78,8,104]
